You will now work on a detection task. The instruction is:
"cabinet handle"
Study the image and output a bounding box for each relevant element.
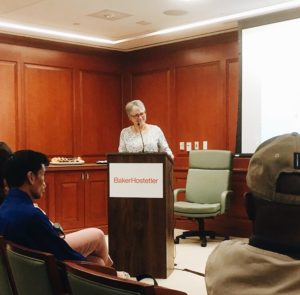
[86,172,89,180]
[81,173,85,180]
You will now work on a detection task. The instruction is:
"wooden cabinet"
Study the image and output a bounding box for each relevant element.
[37,165,108,233]
[84,170,108,228]
[54,171,85,231]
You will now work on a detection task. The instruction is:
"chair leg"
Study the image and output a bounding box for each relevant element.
[174,218,209,246]
[196,218,206,247]
[174,218,229,246]
[174,230,200,244]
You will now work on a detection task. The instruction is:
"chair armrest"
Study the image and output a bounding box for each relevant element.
[173,188,186,202]
[154,286,187,295]
[62,260,117,276]
[220,190,233,214]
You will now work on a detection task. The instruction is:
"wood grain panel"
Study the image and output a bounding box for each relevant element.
[84,170,107,227]
[0,61,17,150]
[54,171,85,230]
[131,69,172,146]
[175,61,226,153]
[0,31,243,237]
[108,153,174,278]
[128,32,238,71]
[23,64,74,156]
[226,59,239,152]
[78,70,122,157]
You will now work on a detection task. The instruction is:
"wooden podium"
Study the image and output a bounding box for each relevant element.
[107,152,174,278]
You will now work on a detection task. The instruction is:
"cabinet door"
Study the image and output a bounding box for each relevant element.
[54,171,85,230]
[84,170,107,228]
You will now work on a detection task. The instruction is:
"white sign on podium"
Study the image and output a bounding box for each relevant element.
[109,163,163,198]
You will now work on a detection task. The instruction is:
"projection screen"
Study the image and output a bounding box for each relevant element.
[240,12,300,154]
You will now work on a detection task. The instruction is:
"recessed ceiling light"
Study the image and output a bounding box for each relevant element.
[163,10,188,16]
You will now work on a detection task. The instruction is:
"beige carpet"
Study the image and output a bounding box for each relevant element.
[154,229,220,295]
[107,229,246,295]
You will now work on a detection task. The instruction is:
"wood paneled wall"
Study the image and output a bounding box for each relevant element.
[24,64,74,154]
[0,39,124,161]
[125,32,251,237]
[0,31,239,164]
[0,32,250,236]
[125,32,239,167]
[0,61,18,149]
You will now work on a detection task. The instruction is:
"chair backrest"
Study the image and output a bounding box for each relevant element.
[63,261,155,295]
[0,236,17,295]
[186,150,233,204]
[63,261,187,295]
[6,241,65,295]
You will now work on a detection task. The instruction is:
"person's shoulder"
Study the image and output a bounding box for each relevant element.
[120,126,132,134]
[210,240,247,256]
[148,124,161,131]
[206,240,248,271]
[219,239,247,248]
[30,205,49,221]
[121,126,131,131]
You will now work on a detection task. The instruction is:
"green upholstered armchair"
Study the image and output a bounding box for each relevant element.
[174,150,233,247]
[0,236,17,295]
[6,241,66,295]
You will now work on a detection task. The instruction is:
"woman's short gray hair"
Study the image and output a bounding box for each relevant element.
[125,100,146,116]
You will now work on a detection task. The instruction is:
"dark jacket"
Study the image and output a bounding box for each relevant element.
[0,188,85,261]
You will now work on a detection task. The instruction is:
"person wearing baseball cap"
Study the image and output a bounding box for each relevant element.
[205,132,300,295]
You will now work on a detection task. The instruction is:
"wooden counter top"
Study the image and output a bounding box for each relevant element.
[47,163,107,171]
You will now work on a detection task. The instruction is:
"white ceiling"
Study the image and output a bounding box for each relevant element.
[0,0,300,51]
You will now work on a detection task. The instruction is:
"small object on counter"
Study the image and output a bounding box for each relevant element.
[50,156,85,165]
[96,160,107,164]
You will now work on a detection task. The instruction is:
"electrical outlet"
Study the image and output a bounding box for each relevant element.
[179,142,185,150]
[203,141,208,150]
[186,142,192,151]
[194,141,199,150]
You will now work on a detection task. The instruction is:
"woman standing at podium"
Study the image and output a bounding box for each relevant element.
[118,99,174,159]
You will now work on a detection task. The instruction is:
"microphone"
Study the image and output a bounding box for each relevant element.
[137,122,145,152]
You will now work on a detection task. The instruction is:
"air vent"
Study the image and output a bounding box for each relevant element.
[88,9,131,21]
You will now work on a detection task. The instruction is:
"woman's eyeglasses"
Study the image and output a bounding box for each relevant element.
[130,112,145,118]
